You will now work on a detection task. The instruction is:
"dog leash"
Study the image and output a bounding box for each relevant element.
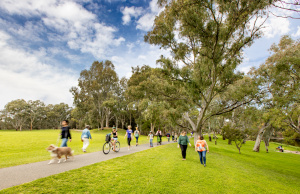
[56,136,60,146]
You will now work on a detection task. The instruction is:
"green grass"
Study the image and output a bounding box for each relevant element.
[1,137,299,193]
[0,129,150,168]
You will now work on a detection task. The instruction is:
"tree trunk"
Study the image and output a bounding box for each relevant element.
[115,117,118,129]
[253,124,268,152]
[228,139,232,145]
[100,119,104,130]
[209,134,212,142]
[214,130,217,145]
[264,128,274,153]
[129,113,132,126]
[150,122,155,133]
[105,114,109,128]
[30,121,33,131]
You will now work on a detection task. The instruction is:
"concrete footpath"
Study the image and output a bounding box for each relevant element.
[0,141,174,190]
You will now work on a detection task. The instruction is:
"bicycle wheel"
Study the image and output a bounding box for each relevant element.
[114,141,120,152]
[103,142,111,154]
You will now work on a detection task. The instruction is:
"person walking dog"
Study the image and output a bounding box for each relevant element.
[195,135,209,167]
[60,120,72,147]
[81,125,92,152]
[177,131,191,160]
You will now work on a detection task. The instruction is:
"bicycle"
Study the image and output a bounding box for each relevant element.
[157,135,162,145]
[103,135,120,154]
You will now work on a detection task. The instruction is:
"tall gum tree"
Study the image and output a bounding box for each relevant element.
[145,0,273,143]
[70,60,119,130]
[250,35,300,151]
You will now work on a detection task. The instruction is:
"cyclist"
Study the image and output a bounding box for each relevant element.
[124,125,133,150]
[134,127,140,146]
[111,127,118,151]
[156,129,162,144]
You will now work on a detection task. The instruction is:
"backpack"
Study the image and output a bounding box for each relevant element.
[105,134,111,143]
[134,130,139,137]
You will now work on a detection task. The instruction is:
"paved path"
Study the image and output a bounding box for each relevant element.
[0,141,174,190]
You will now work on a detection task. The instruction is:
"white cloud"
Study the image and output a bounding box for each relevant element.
[292,26,300,37]
[136,13,156,31]
[121,6,143,25]
[136,0,163,31]
[0,30,77,109]
[263,16,290,38]
[0,0,125,59]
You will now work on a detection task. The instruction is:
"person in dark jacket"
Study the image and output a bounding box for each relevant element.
[60,120,72,147]
[177,131,191,160]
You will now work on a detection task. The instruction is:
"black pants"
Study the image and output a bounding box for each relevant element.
[180,144,187,159]
[127,137,131,146]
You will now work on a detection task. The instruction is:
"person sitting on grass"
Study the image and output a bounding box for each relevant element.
[277,145,284,152]
[111,127,118,151]
[148,131,154,147]
[81,125,92,152]
[195,135,209,167]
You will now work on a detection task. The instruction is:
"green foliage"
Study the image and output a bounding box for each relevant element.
[282,129,300,146]
[141,0,273,133]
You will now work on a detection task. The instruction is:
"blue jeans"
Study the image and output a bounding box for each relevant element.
[198,151,206,164]
[150,139,153,147]
[61,138,68,147]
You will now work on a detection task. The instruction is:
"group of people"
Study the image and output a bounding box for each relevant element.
[177,131,209,167]
[59,121,209,166]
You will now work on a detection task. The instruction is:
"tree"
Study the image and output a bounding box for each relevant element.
[250,35,300,151]
[71,60,119,130]
[27,100,45,130]
[144,0,273,144]
[3,99,29,131]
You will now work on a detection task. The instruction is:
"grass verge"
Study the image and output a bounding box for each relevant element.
[0,129,151,168]
[1,137,299,193]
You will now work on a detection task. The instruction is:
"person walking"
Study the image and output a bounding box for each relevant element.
[60,120,72,147]
[166,133,171,142]
[177,131,191,160]
[134,127,140,146]
[148,131,154,147]
[81,125,92,152]
[124,125,133,150]
[172,131,175,142]
[174,133,178,142]
[195,135,209,167]
[156,129,162,144]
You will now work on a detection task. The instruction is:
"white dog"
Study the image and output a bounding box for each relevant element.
[46,144,74,164]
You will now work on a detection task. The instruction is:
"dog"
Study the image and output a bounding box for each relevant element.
[46,144,74,164]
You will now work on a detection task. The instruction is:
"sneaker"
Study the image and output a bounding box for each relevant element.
[204,164,206,167]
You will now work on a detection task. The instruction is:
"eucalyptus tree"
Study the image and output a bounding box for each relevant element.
[3,99,29,131]
[70,60,119,130]
[250,35,299,151]
[144,0,273,143]
[27,100,45,130]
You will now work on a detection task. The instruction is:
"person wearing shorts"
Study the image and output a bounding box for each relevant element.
[124,125,133,150]
[111,127,118,151]
[134,127,140,146]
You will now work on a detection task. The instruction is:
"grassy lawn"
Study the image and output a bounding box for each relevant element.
[1,137,299,193]
[0,129,150,168]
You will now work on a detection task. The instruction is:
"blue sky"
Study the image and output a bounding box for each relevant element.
[0,0,299,109]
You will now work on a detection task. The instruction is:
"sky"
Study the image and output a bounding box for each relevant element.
[0,0,299,109]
